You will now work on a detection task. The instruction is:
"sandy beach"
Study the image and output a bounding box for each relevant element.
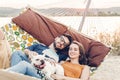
[90,56,120,80]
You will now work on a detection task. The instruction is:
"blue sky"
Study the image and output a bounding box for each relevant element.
[0,0,120,8]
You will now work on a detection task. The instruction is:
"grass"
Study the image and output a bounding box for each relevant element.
[93,27,120,55]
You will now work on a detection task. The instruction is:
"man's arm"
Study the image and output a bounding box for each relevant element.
[26,43,39,51]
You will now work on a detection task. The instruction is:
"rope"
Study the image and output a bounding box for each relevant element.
[78,0,92,32]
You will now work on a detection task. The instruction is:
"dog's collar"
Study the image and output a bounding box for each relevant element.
[37,69,46,79]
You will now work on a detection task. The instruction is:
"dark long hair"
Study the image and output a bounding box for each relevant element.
[70,41,87,65]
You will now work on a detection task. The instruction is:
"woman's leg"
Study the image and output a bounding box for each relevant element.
[8,61,41,78]
[10,50,30,66]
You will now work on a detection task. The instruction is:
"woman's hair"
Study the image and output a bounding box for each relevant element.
[71,41,87,65]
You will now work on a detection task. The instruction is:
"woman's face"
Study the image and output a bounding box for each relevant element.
[69,43,80,59]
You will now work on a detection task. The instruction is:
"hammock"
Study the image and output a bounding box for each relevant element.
[0,1,110,79]
[0,8,110,67]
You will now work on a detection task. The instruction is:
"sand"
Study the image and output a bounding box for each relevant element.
[90,56,120,80]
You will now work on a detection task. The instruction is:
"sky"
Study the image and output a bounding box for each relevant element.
[0,0,120,9]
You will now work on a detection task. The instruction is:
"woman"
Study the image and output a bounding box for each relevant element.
[51,41,90,80]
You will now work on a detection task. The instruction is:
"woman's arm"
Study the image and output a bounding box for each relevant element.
[80,65,90,80]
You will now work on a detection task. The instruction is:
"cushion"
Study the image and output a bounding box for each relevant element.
[12,8,68,46]
[12,9,111,67]
[0,23,39,52]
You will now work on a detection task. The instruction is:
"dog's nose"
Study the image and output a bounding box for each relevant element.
[40,60,45,65]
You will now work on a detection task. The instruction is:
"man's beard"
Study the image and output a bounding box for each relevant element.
[53,42,62,52]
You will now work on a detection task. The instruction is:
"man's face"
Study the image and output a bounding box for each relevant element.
[54,36,70,50]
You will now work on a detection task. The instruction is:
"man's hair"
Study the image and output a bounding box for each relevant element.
[55,33,73,52]
[62,33,73,47]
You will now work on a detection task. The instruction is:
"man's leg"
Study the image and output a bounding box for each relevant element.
[10,50,30,66]
[8,61,41,78]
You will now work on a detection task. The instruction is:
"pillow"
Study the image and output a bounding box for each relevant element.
[0,23,39,52]
[12,8,68,46]
[12,9,110,67]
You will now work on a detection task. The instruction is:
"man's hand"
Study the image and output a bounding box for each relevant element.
[29,51,38,56]
[24,49,38,59]
[28,51,38,60]
[24,49,30,55]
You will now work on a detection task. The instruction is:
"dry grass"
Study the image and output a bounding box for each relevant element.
[94,27,120,55]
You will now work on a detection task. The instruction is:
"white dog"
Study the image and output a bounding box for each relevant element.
[31,55,64,80]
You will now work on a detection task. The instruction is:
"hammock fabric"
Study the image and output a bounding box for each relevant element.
[12,9,111,67]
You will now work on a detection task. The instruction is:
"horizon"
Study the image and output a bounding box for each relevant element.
[0,0,120,9]
[0,6,120,9]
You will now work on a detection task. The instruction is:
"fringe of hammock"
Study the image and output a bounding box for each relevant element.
[0,69,40,80]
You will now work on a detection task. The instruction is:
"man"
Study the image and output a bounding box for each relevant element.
[10,34,72,66]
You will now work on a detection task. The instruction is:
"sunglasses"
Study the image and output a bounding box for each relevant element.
[59,36,68,47]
